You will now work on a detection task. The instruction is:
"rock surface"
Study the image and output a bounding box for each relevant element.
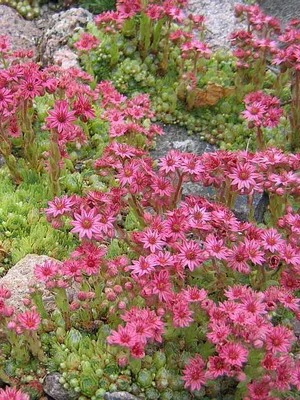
[187,0,246,48]
[0,5,41,53]
[259,0,300,25]
[38,7,93,68]
[44,373,74,400]
[104,392,139,400]
[0,254,61,311]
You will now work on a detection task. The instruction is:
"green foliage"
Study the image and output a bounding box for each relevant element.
[0,166,77,271]
[78,0,116,14]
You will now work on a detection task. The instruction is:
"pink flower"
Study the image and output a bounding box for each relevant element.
[139,228,165,253]
[19,75,44,99]
[206,356,230,379]
[0,36,11,54]
[46,100,77,133]
[172,300,194,327]
[0,88,14,112]
[219,342,249,367]
[178,240,206,271]
[228,162,259,192]
[74,33,100,51]
[247,379,271,399]
[129,255,155,277]
[205,234,230,260]
[71,208,102,240]
[151,270,172,302]
[291,361,300,390]
[17,309,41,331]
[46,195,74,218]
[34,260,59,282]
[107,324,136,348]
[0,387,29,400]
[265,325,295,353]
[261,228,285,252]
[182,354,206,391]
[227,244,251,274]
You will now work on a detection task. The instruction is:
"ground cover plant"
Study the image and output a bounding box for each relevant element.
[75,1,300,152]
[0,1,299,399]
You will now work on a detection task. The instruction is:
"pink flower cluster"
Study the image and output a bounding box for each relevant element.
[97,81,162,143]
[95,0,190,31]
[42,136,300,397]
[242,91,284,128]
[232,5,300,73]
[108,307,165,358]
[0,37,96,161]
[231,5,281,70]
[0,285,41,333]
[74,33,101,52]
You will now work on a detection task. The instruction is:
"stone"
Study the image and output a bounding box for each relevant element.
[104,392,139,400]
[151,124,216,160]
[43,373,74,400]
[0,5,41,54]
[259,0,300,26]
[38,7,93,68]
[186,0,246,49]
[0,254,76,312]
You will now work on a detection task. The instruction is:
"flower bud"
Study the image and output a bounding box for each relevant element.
[113,285,123,294]
[23,298,32,307]
[107,292,117,302]
[118,301,126,310]
[124,282,133,291]
[118,356,129,367]
[70,301,80,311]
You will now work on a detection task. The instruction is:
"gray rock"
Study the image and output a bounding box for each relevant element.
[44,373,75,400]
[186,0,247,49]
[151,124,216,160]
[0,254,61,312]
[39,7,93,68]
[259,0,300,26]
[0,5,41,54]
[0,254,77,312]
[292,318,300,338]
[104,392,139,400]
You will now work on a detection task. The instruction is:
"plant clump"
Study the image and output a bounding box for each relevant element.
[74,1,299,151]
[0,2,299,400]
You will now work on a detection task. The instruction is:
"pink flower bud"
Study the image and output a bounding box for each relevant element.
[51,219,64,229]
[157,307,165,316]
[7,321,16,330]
[16,326,23,335]
[78,292,88,301]
[118,301,126,310]
[113,285,123,294]
[275,187,285,196]
[253,339,264,348]
[118,356,129,367]
[237,371,246,381]
[124,282,133,291]
[46,281,56,289]
[107,292,117,302]
[57,279,69,289]
[70,301,80,311]
[3,306,14,317]
[23,298,31,307]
